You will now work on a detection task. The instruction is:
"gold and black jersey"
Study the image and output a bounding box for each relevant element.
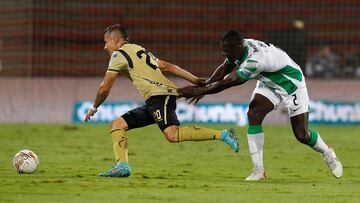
[107,43,178,100]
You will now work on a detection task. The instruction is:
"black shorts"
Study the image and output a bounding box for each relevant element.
[121,95,180,131]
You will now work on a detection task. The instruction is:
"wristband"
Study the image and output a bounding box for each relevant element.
[90,106,97,112]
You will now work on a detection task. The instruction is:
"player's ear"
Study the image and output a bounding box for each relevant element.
[113,36,120,44]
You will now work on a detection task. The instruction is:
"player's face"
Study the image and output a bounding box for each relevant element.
[104,33,117,56]
[220,41,240,61]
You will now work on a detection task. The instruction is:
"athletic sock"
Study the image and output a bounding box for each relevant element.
[111,129,128,163]
[308,129,331,156]
[247,125,264,172]
[175,125,221,142]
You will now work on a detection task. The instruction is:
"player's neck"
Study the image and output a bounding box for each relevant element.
[237,47,247,61]
[119,40,129,48]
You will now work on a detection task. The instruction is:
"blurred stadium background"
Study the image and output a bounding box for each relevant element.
[0,0,359,124]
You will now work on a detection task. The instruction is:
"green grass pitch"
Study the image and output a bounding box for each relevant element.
[0,124,359,203]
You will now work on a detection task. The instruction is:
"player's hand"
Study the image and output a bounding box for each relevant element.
[177,85,199,98]
[84,107,97,122]
[194,78,207,86]
[186,95,204,105]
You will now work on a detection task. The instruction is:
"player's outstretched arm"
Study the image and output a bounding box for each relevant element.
[205,60,237,84]
[156,59,205,86]
[84,71,118,122]
[178,71,247,98]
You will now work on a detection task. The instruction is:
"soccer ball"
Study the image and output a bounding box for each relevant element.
[13,150,39,174]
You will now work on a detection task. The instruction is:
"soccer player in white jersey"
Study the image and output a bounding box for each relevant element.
[178,30,343,180]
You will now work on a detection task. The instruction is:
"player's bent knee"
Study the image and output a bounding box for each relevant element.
[247,109,254,119]
[247,108,265,123]
[110,117,129,132]
[247,108,259,119]
[163,126,179,143]
[163,131,177,143]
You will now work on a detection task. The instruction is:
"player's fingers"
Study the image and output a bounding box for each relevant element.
[184,97,193,104]
[192,95,204,105]
[189,97,197,104]
[185,97,193,103]
[194,98,200,105]
[198,79,207,87]
[84,114,90,122]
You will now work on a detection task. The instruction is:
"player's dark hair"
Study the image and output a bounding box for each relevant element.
[221,30,244,45]
[104,24,129,41]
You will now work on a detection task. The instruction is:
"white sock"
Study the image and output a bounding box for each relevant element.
[309,129,331,156]
[247,132,264,172]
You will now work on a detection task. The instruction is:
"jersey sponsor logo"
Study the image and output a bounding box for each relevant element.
[141,76,175,90]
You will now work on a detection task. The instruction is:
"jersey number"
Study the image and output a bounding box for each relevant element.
[153,109,162,122]
[136,50,158,70]
[292,94,299,106]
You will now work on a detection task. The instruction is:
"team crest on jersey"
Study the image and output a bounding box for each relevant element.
[112,53,118,58]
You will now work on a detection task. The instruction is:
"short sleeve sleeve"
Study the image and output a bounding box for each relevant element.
[107,51,128,73]
[236,59,263,80]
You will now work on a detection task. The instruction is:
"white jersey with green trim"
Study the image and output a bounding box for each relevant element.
[233,38,306,96]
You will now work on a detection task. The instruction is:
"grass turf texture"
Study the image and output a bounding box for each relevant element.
[0,124,359,203]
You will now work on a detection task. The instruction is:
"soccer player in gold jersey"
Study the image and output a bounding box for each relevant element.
[84,24,239,177]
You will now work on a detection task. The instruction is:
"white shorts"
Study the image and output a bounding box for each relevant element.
[251,81,310,117]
